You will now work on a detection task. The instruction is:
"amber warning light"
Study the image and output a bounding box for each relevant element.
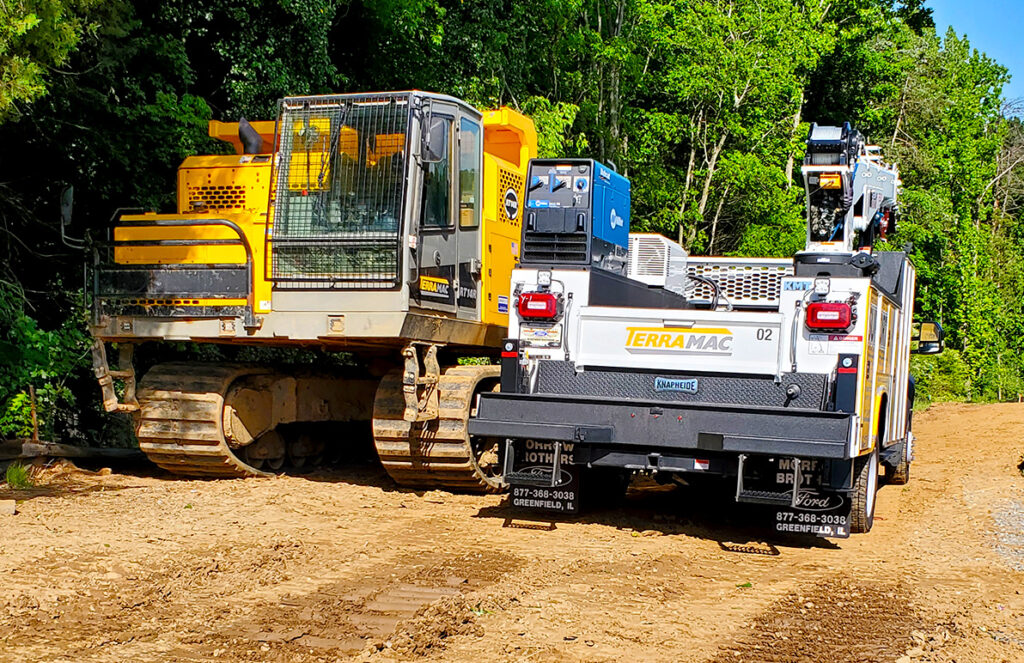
[819,173,842,189]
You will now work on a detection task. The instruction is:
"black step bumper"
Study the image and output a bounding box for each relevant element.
[469,392,854,461]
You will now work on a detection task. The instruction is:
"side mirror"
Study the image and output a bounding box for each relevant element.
[421,115,448,163]
[59,185,85,249]
[61,185,74,228]
[911,320,944,355]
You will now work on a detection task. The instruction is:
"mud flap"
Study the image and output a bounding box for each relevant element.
[736,456,851,538]
[770,457,851,538]
[772,494,851,538]
[504,440,581,514]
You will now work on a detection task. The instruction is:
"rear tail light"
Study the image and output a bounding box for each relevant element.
[806,301,853,331]
[517,292,560,320]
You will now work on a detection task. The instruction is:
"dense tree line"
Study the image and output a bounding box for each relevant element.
[1,0,1022,442]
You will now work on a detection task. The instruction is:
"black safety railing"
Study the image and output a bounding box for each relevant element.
[92,217,257,330]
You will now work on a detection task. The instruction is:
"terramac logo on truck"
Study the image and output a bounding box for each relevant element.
[625,327,734,354]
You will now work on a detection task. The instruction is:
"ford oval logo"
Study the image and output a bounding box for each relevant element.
[793,491,845,512]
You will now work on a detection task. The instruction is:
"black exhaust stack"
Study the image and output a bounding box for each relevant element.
[239,117,264,154]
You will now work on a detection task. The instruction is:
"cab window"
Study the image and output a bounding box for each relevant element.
[459,118,481,229]
[420,117,452,228]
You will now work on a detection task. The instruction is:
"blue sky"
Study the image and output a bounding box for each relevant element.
[929,0,1024,103]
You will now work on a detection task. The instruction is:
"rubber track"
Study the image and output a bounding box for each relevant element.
[372,364,503,493]
[135,362,268,478]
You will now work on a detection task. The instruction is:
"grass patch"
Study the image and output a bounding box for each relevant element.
[4,463,33,489]
[457,356,493,366]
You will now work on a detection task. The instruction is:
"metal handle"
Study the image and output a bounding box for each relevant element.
[790,300,803,374]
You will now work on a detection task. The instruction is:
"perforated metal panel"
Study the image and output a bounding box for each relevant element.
[686,258,793,308]
[500,169,524,205]
[187,184,247,211]
[270,93,410,288]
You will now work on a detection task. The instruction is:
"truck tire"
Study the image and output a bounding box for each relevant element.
[850,447,879,534]
[887,435,911,485]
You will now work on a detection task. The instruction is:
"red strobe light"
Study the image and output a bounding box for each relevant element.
[806,301,853,331]
[517,292,560,320]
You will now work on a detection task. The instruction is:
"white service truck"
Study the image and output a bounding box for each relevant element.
[469,125,943,537]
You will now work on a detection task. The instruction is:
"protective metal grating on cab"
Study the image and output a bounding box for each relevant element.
[270,93,410,288]
[686,258,793,308]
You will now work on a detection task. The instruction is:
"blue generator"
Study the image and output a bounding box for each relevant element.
[521,158,630,275]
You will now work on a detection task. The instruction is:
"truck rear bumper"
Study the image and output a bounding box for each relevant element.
[470,392,854,460]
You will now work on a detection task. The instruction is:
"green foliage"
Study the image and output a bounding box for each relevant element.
[0,281,89,440]
[736,213,805,259]
[521,97,588,158]
[911,350,972,406]
[4,462,33,489]
[0,392,35,439]
[0,0,108,120]
[457,357,491,366]
[1,0,1024,436]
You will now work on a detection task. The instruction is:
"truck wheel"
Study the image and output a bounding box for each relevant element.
[850,447,879,534]
[887,434,911,485]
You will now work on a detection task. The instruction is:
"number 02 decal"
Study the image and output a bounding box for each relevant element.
[757,328,773,341]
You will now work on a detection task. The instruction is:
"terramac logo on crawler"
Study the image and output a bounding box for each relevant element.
[624,327,734,354]
[419,275,450,296]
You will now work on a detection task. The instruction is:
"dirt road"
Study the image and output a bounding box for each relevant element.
[2,402,1024,662]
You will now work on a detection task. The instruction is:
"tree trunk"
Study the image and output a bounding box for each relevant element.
[678,142,698,246]
[595,8,605,159]
[697,132,728,218]
[607,0,625,160]
[784,89,804,187]
[891,75,911,150]
[709,184,730,254]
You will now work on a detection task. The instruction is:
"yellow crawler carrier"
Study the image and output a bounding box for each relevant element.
[90,91,537,490]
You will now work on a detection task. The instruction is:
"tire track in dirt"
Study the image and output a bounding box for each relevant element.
[708,577,918,663]
[188,549,523,661]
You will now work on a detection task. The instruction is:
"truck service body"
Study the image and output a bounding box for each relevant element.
[469,126,942,537]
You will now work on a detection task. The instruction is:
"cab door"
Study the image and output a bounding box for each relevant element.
[413,103,459,314]
[454,114,483,321]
